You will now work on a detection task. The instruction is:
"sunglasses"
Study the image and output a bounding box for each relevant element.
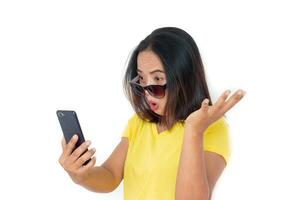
[129,75,167,99]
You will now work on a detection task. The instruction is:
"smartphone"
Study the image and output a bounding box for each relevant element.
[56,110,91,165]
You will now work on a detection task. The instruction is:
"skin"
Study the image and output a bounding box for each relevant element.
[58,50,246,199]
[136,49,169,132]
[176,90,246,200]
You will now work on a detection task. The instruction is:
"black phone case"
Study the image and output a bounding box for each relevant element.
[56,110,91,165]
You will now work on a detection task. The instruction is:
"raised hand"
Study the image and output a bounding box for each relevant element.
[184,89,246,134]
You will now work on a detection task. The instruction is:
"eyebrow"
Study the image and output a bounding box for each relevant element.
[137,68,165,74]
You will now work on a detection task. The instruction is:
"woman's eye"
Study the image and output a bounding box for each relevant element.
[154,77,163,81]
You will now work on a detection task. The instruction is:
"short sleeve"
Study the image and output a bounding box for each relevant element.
[203,117,231,164]
[121,113,139,142]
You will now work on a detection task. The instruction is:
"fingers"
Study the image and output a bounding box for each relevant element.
[64,134,79,156]
[222,89,246,112]
[70,140,92,163]
[61,137,67,151]
[74,148,96,169]
[79,157,97,172]
[201,98,210,112]
[59,135,78,166]
[58,134,96,183]
[214,90,231,108]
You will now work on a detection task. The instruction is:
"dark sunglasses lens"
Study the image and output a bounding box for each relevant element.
[147,85,165,98]
[131,83,144,96]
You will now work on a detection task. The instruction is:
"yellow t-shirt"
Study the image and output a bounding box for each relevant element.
[121,113,230,200]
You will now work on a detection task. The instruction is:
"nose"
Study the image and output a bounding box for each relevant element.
[143,76,156,86]
[144,90,151,97]
[145,80,154,86]
[142,80,153,97]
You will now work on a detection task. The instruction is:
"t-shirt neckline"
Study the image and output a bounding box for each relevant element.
[152,122,169,136]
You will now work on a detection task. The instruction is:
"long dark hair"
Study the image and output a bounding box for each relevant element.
[123,27,212,130]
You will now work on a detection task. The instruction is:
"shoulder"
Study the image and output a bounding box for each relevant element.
[206,116,229,133]
[122,112,147,141]
[125,112,147,132]
[127,112,144,125]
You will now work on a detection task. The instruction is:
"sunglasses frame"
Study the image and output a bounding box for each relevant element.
[129,75,167,99]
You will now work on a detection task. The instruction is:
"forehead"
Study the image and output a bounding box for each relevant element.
[137,50,164,73]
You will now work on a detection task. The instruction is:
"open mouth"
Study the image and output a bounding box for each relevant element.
[148,101,159,111]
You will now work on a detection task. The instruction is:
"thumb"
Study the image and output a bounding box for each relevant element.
[201,98,209,112]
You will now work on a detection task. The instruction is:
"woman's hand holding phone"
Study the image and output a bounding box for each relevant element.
[58,134,97,184]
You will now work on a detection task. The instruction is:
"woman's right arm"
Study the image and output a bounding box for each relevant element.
[58,134,129,193]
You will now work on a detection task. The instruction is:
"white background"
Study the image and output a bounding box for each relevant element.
[1,0,299,199]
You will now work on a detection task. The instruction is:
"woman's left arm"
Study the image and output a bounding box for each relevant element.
[175,89,246,200]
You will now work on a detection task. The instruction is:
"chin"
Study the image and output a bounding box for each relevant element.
[155,110,164,116]
[150,109,162,116]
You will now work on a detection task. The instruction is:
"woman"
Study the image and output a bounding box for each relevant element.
[58,27,246,200]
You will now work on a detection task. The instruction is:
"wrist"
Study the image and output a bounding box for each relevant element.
[183,126,207,139]
[70,169,91,185]
[184,122,207,134]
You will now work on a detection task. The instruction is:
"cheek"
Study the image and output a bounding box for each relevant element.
[163,91,168,104]
[160,94,168,109]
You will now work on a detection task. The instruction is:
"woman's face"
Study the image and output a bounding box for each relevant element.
[137,50,168,116]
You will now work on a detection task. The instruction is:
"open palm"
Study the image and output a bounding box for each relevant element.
[185,89,246,134]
